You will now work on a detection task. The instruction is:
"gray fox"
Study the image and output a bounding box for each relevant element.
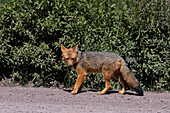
[61,44,144,96]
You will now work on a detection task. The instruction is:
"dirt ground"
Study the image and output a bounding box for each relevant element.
[0,86,169,113]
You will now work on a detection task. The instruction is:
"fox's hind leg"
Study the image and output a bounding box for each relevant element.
[97,72,111,95]
[119,78,127,94]
[78,82,84,92]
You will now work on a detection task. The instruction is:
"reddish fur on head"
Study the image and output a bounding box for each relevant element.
[61,44,79,67]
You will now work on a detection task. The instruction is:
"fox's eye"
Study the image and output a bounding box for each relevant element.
[66,58,69,60]
[72,58,75,60]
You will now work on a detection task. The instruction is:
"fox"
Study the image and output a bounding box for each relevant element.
[61,44,144,96]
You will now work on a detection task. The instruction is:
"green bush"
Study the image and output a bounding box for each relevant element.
[0,0,169,91]
[129,0,169,91]
[0,0,10,5]
[11,43,59,86]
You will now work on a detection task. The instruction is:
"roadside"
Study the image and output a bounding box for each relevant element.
[0,86,169,113]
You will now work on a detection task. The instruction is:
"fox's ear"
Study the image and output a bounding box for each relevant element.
[73,44,79,52]
[61,44,67,52]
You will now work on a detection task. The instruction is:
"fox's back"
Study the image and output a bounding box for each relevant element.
[77,51,122,73]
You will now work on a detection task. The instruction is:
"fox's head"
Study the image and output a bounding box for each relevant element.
[61,44,79,68]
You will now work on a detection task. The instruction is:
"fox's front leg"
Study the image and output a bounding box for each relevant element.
[71,72,86,94]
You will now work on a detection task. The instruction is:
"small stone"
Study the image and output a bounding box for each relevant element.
[163,106,166,108]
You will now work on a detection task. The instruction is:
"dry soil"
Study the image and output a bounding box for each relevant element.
[0,87,169,113]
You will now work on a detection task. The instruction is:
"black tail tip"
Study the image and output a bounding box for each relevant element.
[134,85,144,96]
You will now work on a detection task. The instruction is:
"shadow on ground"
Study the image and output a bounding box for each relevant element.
[63,89,141,96]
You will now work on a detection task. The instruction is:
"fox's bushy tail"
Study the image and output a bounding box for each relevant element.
[120,60,144,96]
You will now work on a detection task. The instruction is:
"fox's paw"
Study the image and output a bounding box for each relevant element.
[119,90,125,95]
[97,91,105,95]
[71,90,77,95]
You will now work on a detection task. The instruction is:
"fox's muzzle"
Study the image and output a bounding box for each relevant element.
[68,65,72,68]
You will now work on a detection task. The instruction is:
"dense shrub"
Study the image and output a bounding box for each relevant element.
[0,0,169,91]
[0,0,10,5]
[129,0,169,91]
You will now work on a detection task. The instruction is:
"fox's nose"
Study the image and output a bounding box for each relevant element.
[68,65,72,68]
